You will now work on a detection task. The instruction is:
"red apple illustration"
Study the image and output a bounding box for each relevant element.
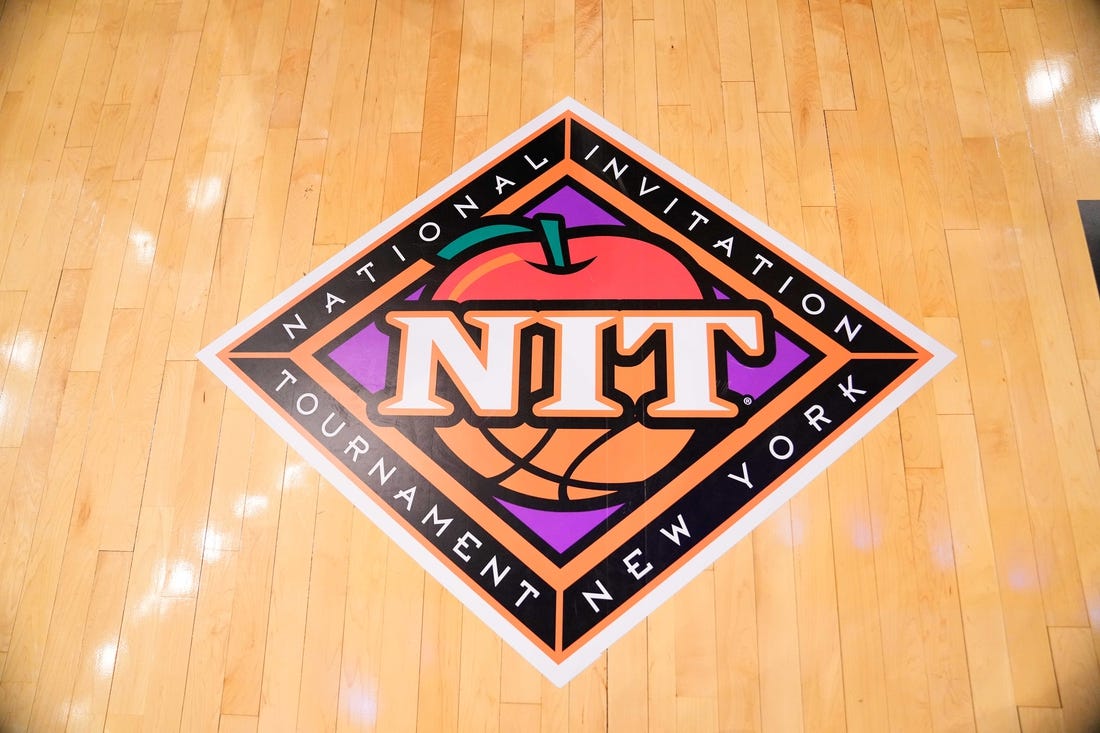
[428,214,703,504]
[432,214,703,302]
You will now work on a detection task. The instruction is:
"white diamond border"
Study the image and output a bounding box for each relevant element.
[199,98,955,687]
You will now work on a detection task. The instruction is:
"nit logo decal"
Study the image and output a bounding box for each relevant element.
[199,99,953,686]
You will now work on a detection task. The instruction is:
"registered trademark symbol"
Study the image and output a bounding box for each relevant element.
[743,396,753,406]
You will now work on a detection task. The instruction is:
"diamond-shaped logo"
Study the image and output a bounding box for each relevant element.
[199,99,952,685]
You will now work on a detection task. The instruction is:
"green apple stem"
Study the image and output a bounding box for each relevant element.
[437,222,532,261]
[436,214,574,269]
[535,214,570,271]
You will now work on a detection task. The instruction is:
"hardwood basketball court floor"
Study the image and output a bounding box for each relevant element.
[1,0,1099,730]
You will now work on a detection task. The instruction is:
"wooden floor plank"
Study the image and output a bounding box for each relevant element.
[568,656,608,732]
[747,0,790,113]
[607,621,647,731]
[102,504,173,727]
[937,0,994,138]
[373,545,426,732]
[1002,8,1100,360]
[140,595,200,732]
[714,539,763,732]
[311,0,373,244]
[685,0,734,202]
[722,81,767,221]
[0,29,92,285]
[903,0,977,228]
[178,546,239,733]
[808,0,855,110]
[790,477,846,733]
[865,419,935,733]
[602,0,635,136]
[485,0,524,144]
[950,218,1061,706]
[871,0,956,317]
[923,316,973,415]
[500,701,541,732]
[1049,626,1100,733]
[653,0,690,107]
[905,467,978,733]
[626,19,658,152]
[297,0,345,142]
[776,0,835,207]
[1030,0,1100,200]
[1082,360,1100,457]
[0,291,25,405]
[541,0,571,104]
[111,2,180,181]
[69,178,140,371]
[335,517,389,731]
[41,308,141,729]
[964,133,1089,629]
[944,236,1035,731]
[0,0,33,98]
[967,55,1100,642]
[147,364,225,724]
[0,2,70,275]
[345,0,401,237]
[455,0,493,117]
[538,665,568,731]
[828,445,891,732]
[0,269,88,645]
[415,578,463,732]
[754,507,806,733]
[266,0,320,132]
[417,0,462,193]
[255,460,319,731]
[673,570,719,728]
[716,0,753,82]
[758,112,805,243]
[163,148,234,361]
[456,607,502,732]
[220,713,259,733]
[112,159,172,310]
[62,550,131,733]
[966,0,1008,51]
[218,426,287,716]
[500,625,543,706]
[2,370,97,733]
[65,103,130,271]
[572,0,598,112]
[390,0,434,136]
[1018,707,1066,733]
[144,30,201,163]
[941,417,1021,733]
[646,584,677,733]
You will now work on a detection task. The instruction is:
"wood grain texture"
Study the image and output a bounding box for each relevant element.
[0,0,1097,729]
